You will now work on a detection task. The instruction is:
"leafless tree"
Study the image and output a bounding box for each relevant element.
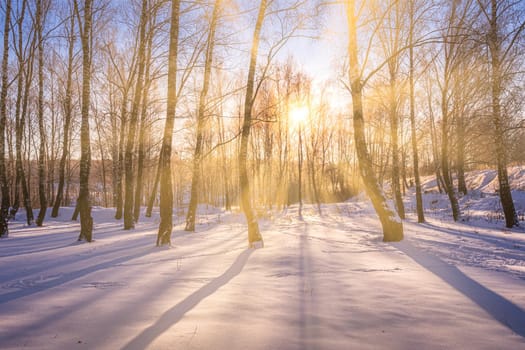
[345,0,403,241]
[75,0,94,242]
[156,0,181,246]
[0,0,12,237]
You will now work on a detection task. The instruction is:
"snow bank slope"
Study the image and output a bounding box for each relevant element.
[414,166,525,224]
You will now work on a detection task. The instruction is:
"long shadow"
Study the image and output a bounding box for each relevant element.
[299,221,307,349]
[0,222,136,257]
[0,229,190,284]
[414,236,525,263]
[0,236,154,282]
[420,222,524,248]
[0,241,80,258]
[298,220,316,350]
[0,244,162,305]
[5,233,241,345]
[0,231,80,254]
[122,248,254,350]
[395,240,525,338]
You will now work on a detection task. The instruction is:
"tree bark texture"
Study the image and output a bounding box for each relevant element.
[488,0,519,228]
[52,9,75,218]
[440,92,460,221]
[239,0,267,247]
[156,0,181,246]
[36,0,47,227]
[124,0,148,229]
[185,0,221,232]
[77,0,93,242]
[0,0,12,237]
[389,75,405,219]
[12,0,33,225]
[409,0,424,223]
[346,0,403,242]
[114,91,128,220]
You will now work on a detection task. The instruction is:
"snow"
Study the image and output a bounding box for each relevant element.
[1,171,525,349]
[417,167,525,225]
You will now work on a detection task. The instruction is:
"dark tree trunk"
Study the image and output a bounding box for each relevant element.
[239,0,267,247]
[401,148,408,196]
[0,0,12,237]
[134,7,158,222]
[115,92,128,219]
[156,0,180,246]
[185,0,221,232]
[409,0,424,223]
[440,0,464,221]
[111,109,119,208]
[11,0,32,224]
[346,0,403,242]
[441,93,460,221]
[19,42,34,225]
[95,116,109,207]
[133,83,149,221]
[488,0,519,228]
[389,82,405,219]
[124,0,149,229]
[428,90,444,194]
[72,201,79,221]
[36,0,47,227]
[456,113,467,195]
[145,158,160,218]
[76,0,93,242]
[52,10,75,218]
[11,0,24,220]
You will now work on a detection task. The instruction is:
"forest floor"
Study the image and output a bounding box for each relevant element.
[1,168,525,349]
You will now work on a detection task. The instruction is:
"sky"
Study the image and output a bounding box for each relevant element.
[283,3,348,83]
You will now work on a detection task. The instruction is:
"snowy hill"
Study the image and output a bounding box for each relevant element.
[411,166,525,225]
[421,166,525,194]
[1,168,525,349]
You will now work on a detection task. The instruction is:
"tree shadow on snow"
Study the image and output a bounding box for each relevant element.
[394,240,525,338]
[0,244,164,305]
[122,248,254,350]
[420,221,524,250]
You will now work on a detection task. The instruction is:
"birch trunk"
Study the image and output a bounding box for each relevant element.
[488,0,519,228]
[124,0,148,229]
[76,0,93,242]
[52,8,75,218]
[156,0,180,246]
[0,0,12,237]
[239,0,267,247]
[185,0,221,232]
[346,0,403,242]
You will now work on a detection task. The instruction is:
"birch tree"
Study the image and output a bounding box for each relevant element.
[156,0,181,246]
[35,0,48,226]
[239,0,267,247]
[123,0,149,229]
[185,0,222,232]
[51,3,76,218]
[409,0,424,222]
[477,0,523,227]
[436,0,473,221]
[76,0,94,242]
[0,0,12,237]
[345,0,403,241]
[11,0,34,225]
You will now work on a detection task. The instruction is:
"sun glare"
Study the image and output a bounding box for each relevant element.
[289,105,309,126]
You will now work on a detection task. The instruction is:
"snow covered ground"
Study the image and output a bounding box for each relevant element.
[1,170,525,349]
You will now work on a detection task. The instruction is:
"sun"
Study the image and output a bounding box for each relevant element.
[289,104,309,126]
